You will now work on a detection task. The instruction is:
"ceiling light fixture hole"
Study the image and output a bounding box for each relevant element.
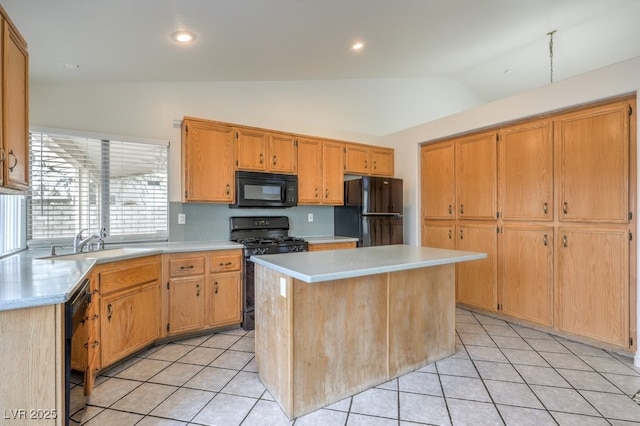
[171,31,196,43]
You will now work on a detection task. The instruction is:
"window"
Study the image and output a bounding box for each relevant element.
[28,128,169,244]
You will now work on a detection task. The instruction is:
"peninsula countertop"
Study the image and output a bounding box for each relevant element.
[251,244,487,283]
[0,240,243,312]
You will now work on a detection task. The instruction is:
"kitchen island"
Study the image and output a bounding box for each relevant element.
[251,244,486,419]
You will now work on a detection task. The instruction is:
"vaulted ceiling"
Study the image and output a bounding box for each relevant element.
[4,0,640,103]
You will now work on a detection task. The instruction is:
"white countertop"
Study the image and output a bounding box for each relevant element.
[251,244,487,283]
[0,240,242,312]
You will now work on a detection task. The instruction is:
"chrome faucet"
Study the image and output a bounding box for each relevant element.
[73,227,107,253]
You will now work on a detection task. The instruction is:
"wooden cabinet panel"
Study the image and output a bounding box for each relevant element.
[455,223,497,311]
[297,137,323,203]
[1,13,29,191]
[557,227,629,347]
[209,250,242,273]
[100,281,160,367]
[269,133,297,174]
[344,143,370,174]
[322,141,345,204]
[421,142,455,220]
[371,148,394,176]
[500,226,553,327]
[556,102,630,223]
[455,132,497,220]
[169,256,205,277]
[422,221,455,249]
[168,275,205,335]
[500,121,553,221]
[182,119,234,202]
[235,127,268,172]
[207,271,242,326]
[308,241,357,251]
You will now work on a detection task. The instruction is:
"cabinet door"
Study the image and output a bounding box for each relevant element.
[500,121,553,221]
[455,133,497,220]
[100,281,160,367]
[322,141,344,205]
[344,144,370,174]
[556,102,630,223]
[422,221,455,249]
[269,133,296,174]
[182,120,234,202]
[236,128,268,171]
[3,22,29,190]
[371,148,394,176]
[421,142,455,220]
[455,223,497,311]
[208,272,241,327]
[168,276,205,335]
[557,227,629,347]
[297,137,322,204]
[500,226,553,327]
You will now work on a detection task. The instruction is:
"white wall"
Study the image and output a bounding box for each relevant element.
[381,56,640,248]
[30,78,482,202]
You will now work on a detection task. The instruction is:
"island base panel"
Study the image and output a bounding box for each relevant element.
[255,263,456,419]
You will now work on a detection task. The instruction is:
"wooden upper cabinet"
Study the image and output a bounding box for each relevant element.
[421,142,455,220]
[235,127,296,174]
[344,143,370,175]
[235,127,268,171]
[344,143,394,177]
[1,13,29,191]
[322,140,344,205]
[371,148,394,176]
[499,120,553,221]
[182,119,235,202]
[269,133,297,174]
[455,132,498,220]
[556,101,631,223]
[297,137,323,204]
[297,137,344,205]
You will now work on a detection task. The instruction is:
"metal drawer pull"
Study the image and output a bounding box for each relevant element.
[259,154,264,164]
[214,281,219,294]
[180,265,194,270]
[84,341,100,349]
[543,234,548,246]
[460,204,464,214]
[460,229,464,240]
[107,304,113,321]
[196,284,200,296]
[543,202,548,214]
[448,205,452,215]
[448,229,452,239]
[226,184,230,195]
[272,155,277,165]
[563,202,568,214]
[562,235,568,247]
[219,261,233,266]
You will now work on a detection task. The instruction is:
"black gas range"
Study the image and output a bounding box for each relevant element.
[230,216,308,330]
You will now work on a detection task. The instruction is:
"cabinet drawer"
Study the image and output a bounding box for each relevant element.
[169,256,206,277]
[210,251,242,273]
[99,256,161,295]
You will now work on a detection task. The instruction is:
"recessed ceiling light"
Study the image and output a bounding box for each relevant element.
[504,68,515,75]
[352,42,364,51]
[171,31,196,43]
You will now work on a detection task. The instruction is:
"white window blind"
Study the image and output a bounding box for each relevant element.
[28,129,169,243]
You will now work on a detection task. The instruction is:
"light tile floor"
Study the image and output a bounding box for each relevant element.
[72,308,640,425]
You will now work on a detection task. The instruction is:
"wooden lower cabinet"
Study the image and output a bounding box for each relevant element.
[100,281,160,367]
[557,227,630,348]
[422,221,455,249]
[165,250,242,336]
[308,241,357,251]
[207,271,242,326]
[500,226,553,327]
[455,223,497,312]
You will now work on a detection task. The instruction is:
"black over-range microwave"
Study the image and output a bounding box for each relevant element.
[230,171,298,208]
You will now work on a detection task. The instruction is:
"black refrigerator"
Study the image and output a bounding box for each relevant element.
[334,176,403,247]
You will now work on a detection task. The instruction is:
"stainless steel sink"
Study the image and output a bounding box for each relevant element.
[41,247,158,262]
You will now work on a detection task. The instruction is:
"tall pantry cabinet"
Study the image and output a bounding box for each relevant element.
[421,96,636,350]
